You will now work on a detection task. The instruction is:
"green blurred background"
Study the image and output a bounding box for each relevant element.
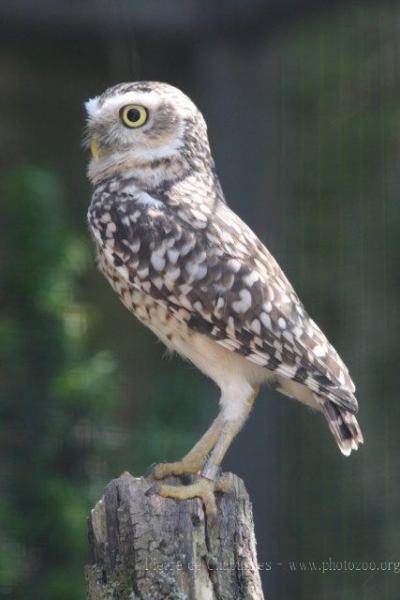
[1,2,399,598]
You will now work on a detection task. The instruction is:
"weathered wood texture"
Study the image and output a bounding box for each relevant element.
[86,471,264,600]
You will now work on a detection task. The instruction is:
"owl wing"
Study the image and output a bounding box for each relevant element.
[89,189,357,415]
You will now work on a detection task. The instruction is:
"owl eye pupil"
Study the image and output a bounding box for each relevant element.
[127,108,140,122]
[120,105,148,128]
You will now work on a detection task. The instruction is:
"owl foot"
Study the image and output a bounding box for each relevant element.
[143,456,204,480]
[143,448,211,479]
[142,414,228,481]
[145,474,233,526]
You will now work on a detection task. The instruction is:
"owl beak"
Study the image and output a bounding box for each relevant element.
[90,139,102,160]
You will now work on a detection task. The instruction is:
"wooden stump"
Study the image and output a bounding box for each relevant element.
[85,471,264,599]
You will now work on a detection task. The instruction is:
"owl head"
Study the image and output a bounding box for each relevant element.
[84,81,209,184]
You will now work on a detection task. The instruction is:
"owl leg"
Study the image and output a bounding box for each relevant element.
[201,385,259,481]
[145,385,259,523]
[144,413,224,480]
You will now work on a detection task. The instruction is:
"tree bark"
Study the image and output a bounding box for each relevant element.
[85,471,264,600]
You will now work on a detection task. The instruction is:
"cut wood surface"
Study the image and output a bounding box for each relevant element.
[86,471,264,599]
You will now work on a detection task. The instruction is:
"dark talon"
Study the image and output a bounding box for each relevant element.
[144,484,159,497]
[181,473,195,485]
[142,462,157,478]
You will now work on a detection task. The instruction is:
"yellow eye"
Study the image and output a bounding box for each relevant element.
[120,104,148,128]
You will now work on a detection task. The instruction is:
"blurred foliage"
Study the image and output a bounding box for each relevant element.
[0,166,121,599]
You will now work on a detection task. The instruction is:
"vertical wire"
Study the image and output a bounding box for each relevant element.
[377,6,389,598]
[296,29,305,600]
[356,3,366,588]
[317,19,326,600]
[278,37,292,600]
[359,7,368,586]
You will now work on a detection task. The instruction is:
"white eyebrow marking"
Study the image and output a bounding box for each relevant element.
[85,96,100,117]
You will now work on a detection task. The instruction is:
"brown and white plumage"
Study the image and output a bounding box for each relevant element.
[85,81,363,470]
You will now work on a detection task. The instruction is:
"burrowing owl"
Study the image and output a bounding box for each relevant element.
[85,81,363,518]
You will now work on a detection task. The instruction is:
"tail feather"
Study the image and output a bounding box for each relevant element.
[318,398,364,456]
